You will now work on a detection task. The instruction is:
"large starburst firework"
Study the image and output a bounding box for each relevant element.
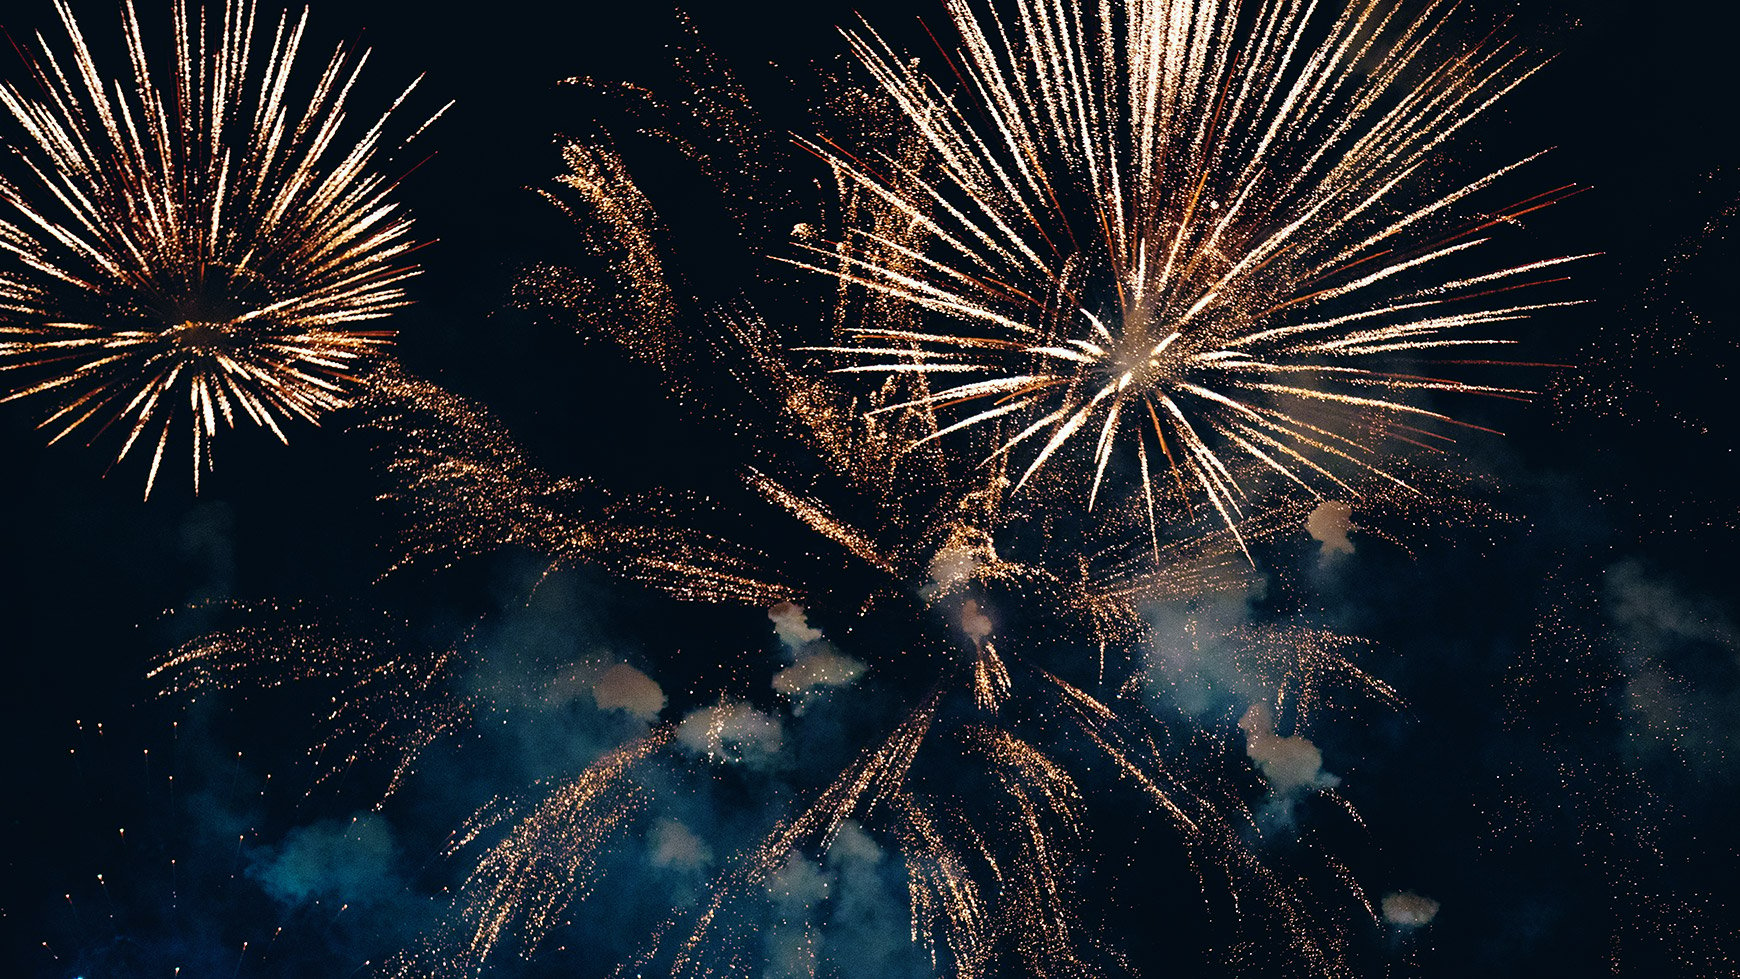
[795,0,1588,549]
[0,0,446,495]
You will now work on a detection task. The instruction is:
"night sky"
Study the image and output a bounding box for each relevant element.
[3,1,1737,977]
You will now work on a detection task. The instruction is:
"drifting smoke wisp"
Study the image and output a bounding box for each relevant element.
[648,818,715,872]
[247,813,404,909]
[676,702,786,766]
[1307,501,1357,557]
[591,663,669,721]
[769,602,868,703]
[1381,890,1442,928]
[1239,701,1339,796]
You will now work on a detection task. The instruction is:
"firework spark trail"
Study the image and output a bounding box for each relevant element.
[1226,624,1404,726]
[887,789,992,976]
[1035,665,1358,974]
[643,687,1113,979]
[795,0,1588,548]
[0,0,448,495]
[391,729,673,977]
[355,361,787,603]
[656,693,945,978]
[524,140,684,376]
[957,724,1093,976]
[147,601,477,803]
[559,9,780,248]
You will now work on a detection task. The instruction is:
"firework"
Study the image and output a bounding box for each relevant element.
[134,3,1582,975]
[0,0,447,495]
[794,0,1588,550]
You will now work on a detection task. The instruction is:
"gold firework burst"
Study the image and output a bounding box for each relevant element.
[795,0,1588,552]
[0,0,447,495]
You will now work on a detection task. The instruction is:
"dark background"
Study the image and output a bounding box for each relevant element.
[2,1,1736,976]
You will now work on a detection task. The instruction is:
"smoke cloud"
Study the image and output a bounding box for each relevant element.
[1238,701,1339,795]
[647,817,713,871]
[1143,581,1269,718]
[246,812,403,908]
[754,823,924,978]
[1604,561,1740,771]
[1307,500,1355,557]
[1382,890,1442,928]
[960,599,994,641]
[764,850,829,979]
[769,601,824,650]
[676,701,785,764]
[591,662,667,721]
[767,602,866,706]
[773,649,867,696]
[926,535,992,597]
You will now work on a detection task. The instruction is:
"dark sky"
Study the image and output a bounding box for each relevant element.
[2,1,1737,977]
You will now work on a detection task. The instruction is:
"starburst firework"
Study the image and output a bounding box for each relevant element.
[795,0,1587,549]
[0,0,447,494]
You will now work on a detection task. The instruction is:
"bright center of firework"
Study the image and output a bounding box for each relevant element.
[1103,305,1185,391]
[165,320,239,353]
[153,277,275,351]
